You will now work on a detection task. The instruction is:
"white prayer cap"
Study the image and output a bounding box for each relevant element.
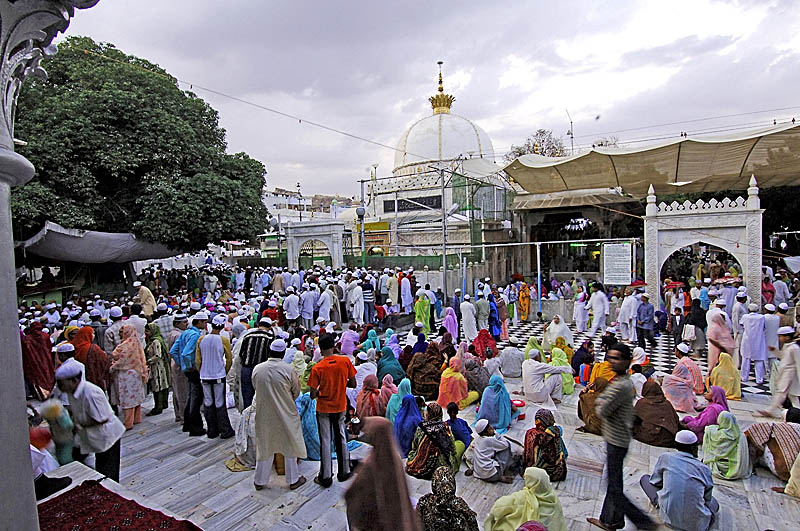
[356,351,369,360]
[765,304,776,312]
[640,293,650,299]
[157,302,168,311]
[291,338,302,346]
[89,309,101,317]
[748,303,759,312]
[109,306,123,318]
[279,331,290,340]
[173,313,188,322]
[736,292,747,299]
[287,286,295,292]
[94,295,101,299]
[779,303,790,311]
[54,358,83,379]
[508,338,518,346]
[703,278,711,283]
[316,317,326,323]
[455,288,461,292]
[270,338,287,352]
[484,277,491,282]
[778,326,796,336]
[415,321,424,327]
[605,327,617,334]
[56,343,75,353]
[133,281,142,287]
[46,303,56,310]
[738,286,747,292]
[237,309,245,316]
[464,294,470,300]
[268,300,277,307]
[715,299,727,306]
[474,418,489,434]
[675,430,698,445]
[326,322,336,333]
[211,315,227,327]
[190,301,202,310]
[259,317,273,326]
[302,282,309,288]
[193,311,209,322]
[676,343,690,354]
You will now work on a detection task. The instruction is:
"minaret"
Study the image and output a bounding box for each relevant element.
[429,61,455,115]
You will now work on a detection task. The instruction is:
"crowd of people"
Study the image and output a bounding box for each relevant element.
[19,258,800,529]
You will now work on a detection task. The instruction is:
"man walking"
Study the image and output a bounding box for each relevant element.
[586,283,610,338]
[307,333,356,487]
[759,326,800,417]
[636,293,657,351]
[252,337,307,490]
[740,304,767,384]
[475,292,490,331]
[588,343,656,530]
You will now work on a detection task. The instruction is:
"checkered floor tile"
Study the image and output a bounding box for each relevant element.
[400,319,771,396]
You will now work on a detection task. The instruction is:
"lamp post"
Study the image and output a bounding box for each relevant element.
[269,215,282,267]
[356,206,366,267]
[296,182,302,221]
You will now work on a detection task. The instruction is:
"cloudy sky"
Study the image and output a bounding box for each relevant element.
[64,0,800,196]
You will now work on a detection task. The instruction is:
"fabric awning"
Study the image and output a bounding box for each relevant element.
[503,122,800,198]
[512,188,637,210]
[22,221,179,263]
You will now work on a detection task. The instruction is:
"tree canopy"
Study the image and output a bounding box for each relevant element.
[503,129,566,162]
[12,36,268,251]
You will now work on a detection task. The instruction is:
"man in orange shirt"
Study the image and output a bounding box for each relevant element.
[308,333,356,487]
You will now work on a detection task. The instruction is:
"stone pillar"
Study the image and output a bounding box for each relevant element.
[643,185,659,302]
[745,175,763,306]
[0,3,100,528]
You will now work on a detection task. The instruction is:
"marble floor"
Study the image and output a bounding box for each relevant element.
[106,372,800,531]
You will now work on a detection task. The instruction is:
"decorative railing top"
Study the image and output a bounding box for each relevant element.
[656,196,748,214]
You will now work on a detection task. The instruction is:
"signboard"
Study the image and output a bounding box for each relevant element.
[603,242,632,285]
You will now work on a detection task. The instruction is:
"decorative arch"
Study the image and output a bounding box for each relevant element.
[644,176,763,305]
[285,220,346,270]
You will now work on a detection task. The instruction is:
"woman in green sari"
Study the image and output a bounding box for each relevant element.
[548,347,574,395]
[524,336,543,360]
[415,296,431,335]
[702,411,751,479]
[386,377,412,423]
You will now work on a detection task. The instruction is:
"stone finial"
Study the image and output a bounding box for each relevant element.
[645,184,657,216]
[747,174,760,209]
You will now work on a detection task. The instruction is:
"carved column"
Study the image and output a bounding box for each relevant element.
[745,175,763,306]
[0,2,99,529]
[643,185,659,301]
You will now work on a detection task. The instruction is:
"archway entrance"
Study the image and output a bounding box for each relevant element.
[660,242,742,284]
[299,239,332,269]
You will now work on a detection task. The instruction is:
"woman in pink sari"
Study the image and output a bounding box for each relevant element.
[682,386,729,440]
[707,313,735,372]
[379,374,398,405]
[661,364,698,413]
[110,324,149,429]
[442,307,458,341]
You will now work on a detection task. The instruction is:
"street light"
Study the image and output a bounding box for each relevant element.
[296,182,303,221]
[356,206,366,267]
[269,215,282,267]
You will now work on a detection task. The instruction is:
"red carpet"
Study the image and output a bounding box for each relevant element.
[38,479,202,530]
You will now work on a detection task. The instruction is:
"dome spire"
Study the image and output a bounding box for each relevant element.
[429,60,455,115]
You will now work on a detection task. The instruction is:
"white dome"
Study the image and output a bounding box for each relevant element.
[393,112,494,175]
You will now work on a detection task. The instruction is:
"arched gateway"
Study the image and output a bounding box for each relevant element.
[285,220,346,270]
[643,176,763,305]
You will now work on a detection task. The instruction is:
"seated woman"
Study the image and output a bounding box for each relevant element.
[484,467,567,531]
[682,386,729,440]
[702,411,751,480]
[633,380,681,447]
[548,347,574,396]
[746,420,800,481]
[553,336,574,363]
[708,353,741,400]
[406,403,460,479]
[384,328,402,358]
[385,377,411,424]
[416,466,479,531]
[438,332,457,363]
[398,345,415,371]
[474,375,519,434]
[543,314,573,352]
[437,356,479,410]
[359,328,381,353]
[632,347,652,375]
[377,346,405,384]
[407,341,445,401]
[577,377,610,435]
[473,329,498,362]
[589,358,616,385]
[356,374,387,419]
[525,336,544,360]
[662,364,699,413]
[523,409,568,482]
[571,340,594,375]
[393,394,424,458]
[379,374,398,407]
[464,358,490,398]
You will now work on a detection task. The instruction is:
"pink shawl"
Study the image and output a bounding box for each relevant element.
[662,364,698,412]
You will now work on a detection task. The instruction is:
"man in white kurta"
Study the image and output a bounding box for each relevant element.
[316,288,333,322]
[586,285,610,338]
[764,304,781,378]
[740,304,767,384]
[521,355,574,408]
[460,295,479,342]
[351,282,364,326]
[387,271,399,309]
[617,291,637,341]
[401,276,413,314]
[760,326,800,417]
[251,339,307,490]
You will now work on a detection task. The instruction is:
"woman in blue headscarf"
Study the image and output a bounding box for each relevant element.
[474,375,518,434]
[411,333,428,356]
[296,392,321,460]
[385,377,412,423]
[377,346,405,385]
[384,328,402,358]
[393,394,424,457]
[360,328,381,353]
[487,294,503,341]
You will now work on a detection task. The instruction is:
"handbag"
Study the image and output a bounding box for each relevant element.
[682,323,696,341]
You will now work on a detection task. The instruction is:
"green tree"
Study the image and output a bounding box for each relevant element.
[12,35,268,250]
[503,129,566,162]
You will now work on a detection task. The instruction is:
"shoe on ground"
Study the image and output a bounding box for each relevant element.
[314,475,332,488]
[188,429,207,437]
[34,474,72,501]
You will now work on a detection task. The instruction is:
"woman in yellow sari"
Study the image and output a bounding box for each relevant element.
[589,359,616,385]
[553,337,574,364]
[708,352,741,400]
[518,283,531,322]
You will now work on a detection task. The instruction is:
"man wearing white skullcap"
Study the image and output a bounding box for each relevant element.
[639,430,718,531]
[759,326,800,417]
[740,303,767,384]
[56,358,125,481]
[196,314,234,439]
[469,417,513,483]
[764,303,782,381]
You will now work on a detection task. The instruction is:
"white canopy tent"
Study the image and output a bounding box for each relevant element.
[503,122,800,198]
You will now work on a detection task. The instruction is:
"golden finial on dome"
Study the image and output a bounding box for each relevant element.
[429,60,455,115]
